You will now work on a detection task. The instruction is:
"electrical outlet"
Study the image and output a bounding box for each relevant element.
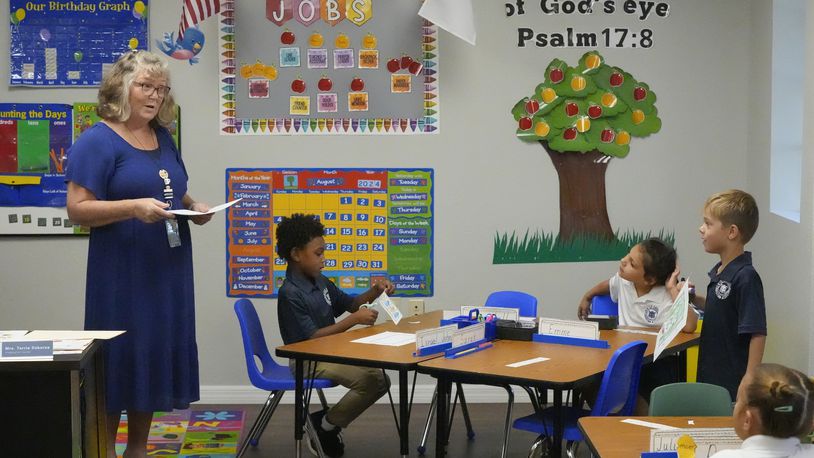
[409,299,425,316]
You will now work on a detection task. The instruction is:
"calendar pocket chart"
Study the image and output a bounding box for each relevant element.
[226,168,434,297]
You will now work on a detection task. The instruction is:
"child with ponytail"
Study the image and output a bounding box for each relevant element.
[712,363,814,457]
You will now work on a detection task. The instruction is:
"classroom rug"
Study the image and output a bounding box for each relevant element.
[115,409,245,457]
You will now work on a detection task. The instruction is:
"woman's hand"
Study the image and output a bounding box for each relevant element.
[132,198,174,223]
[188,202,213,225]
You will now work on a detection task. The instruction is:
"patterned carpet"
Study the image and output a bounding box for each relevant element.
[115,409,245,457]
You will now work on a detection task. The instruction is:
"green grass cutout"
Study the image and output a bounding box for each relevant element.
[493,229,675,264]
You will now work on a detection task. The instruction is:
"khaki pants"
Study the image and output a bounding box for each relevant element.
[291,360,390,428]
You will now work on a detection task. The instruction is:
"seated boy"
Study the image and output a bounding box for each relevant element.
[276,213,394,458]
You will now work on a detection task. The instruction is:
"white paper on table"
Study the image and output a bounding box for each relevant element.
[650,428,742,457]
[654,282,690,360]
[442,310,459,320]
[506,356,550,368]
[168,198,242,216]
[25,330,125,340]
[370,292,403,325]
[621,418,680,430]
[616,328,660,336]
[351,331,416,347]
[0,330,29,340]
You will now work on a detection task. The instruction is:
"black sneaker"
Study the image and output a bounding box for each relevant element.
[309,409,344,457]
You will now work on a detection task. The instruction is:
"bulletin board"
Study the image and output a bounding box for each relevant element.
[226,168,434,298]
[219,1,439,135]
[9,0,149,86]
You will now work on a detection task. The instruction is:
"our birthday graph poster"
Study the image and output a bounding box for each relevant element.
[226,168,434,298]
[9,0,149,86]
[0,103,72,207]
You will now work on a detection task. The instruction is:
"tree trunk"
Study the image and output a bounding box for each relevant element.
[541,141,615,243]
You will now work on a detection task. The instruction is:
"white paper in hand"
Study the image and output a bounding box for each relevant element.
[371,291,402,325]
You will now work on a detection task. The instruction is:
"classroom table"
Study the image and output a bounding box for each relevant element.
[0,339,108,457]
[275,310,444,458]
[417,330,700,458]
[578,416,734,457]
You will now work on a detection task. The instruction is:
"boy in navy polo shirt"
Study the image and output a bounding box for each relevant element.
[688,189,767,400]
[276,213,393,458]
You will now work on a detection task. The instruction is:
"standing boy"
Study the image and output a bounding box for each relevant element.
[692,189,767,400]
[276,213,394,458]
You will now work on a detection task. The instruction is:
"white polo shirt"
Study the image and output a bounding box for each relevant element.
[608,273,674,327]
[711,435,814,457]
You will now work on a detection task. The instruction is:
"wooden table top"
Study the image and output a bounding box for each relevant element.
[276,311,445,368]
[578,416,734,457]
[416,330,699,387]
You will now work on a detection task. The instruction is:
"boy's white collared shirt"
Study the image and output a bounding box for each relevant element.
[609,273,674,328]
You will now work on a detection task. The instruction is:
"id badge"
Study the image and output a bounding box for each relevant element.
[165,219,182,248]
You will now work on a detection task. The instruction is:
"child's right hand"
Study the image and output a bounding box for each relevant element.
[577,297,591,320]
[353,307,379,325]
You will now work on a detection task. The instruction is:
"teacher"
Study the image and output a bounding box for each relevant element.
[66,50,211,457]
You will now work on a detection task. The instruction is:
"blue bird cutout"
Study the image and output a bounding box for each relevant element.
[155,26,206,65]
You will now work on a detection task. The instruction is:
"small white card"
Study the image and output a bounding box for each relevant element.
[168,198,242,216]
[415,324,457,350]
[460,306,520,321]
[371,291,402,325]
[506,356,550,368]
[451,322,485,348]
[538,318,599,340]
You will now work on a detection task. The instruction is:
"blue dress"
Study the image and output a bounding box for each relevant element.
[65,123,199,413]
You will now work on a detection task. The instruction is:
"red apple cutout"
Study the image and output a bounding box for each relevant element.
[633,86,647,101]
[588,105,602,119]
[318,76,332,92]
[525,99,540,115]
[408,60,423,75]
[291,78,306,93]
[563,127,577,140]
[281,30,295,45]
[549,67,564,84]
[387,58,400,73]
[565,102,578,117]
[610,72,624,87]
[519,117,532,130]
[400,54,414,69]
[350,77,365,92]
[600,128,615,143]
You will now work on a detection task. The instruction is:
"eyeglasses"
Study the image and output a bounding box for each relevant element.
[134,81,171,98]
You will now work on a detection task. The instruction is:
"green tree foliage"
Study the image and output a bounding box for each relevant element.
[511,52,661,158]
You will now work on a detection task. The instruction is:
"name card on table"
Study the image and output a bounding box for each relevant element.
[0,340,53,361]
[650,428,741,458]
[416,324,458,350]
[460,306,520,321]
[538,318,599,340]
[451,322,485,348]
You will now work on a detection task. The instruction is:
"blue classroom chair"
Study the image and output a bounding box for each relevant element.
[591,294,619,316]
[513,340,647,458]
[234,298,336,458]
[485,290,538,318]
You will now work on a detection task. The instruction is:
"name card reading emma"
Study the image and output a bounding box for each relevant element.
[451,322,485,348]
[538,318,599,340]
[415,324,458,350]
[1,340,53,360]
[460,306,520,321]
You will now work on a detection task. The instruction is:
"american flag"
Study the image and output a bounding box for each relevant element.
[179,0,221,39]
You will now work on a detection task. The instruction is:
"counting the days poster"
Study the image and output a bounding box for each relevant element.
[9,0,149,86]
[226,168,434,298]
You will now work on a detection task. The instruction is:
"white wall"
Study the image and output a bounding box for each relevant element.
[2,1,808,401]
[746,0,814,373]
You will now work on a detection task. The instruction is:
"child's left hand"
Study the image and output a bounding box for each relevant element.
[372,279,395,296]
